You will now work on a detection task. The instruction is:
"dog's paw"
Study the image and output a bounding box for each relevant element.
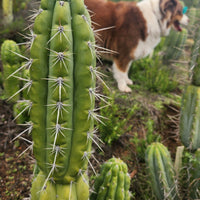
[118,84,132,93]
[126,78,133,85]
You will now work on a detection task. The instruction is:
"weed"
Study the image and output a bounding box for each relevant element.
[131,119,160,161]
[98,89,140,145]
[130,55,178,93]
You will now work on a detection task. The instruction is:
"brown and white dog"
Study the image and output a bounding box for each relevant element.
[84,0,189,92]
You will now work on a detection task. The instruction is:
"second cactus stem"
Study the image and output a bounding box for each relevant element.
[2,0,13,26]
[180,26,200,151]
[90,158,131,200]
[26,0,96,199]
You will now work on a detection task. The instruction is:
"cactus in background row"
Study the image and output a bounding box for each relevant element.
[190,26,200,86]
[145,142,179,200]
[163,28,188,63]
[2,0,13,26]
[145,144,200,199]
[180,85,200,150]
[9,0,97,199]
[179,24,200,150]
[90,157,131,200]
[1,40,21,102]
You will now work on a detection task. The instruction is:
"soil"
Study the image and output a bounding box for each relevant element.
[0,100,33,200]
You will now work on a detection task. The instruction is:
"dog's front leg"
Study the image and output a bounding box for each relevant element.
[112,61,133,92]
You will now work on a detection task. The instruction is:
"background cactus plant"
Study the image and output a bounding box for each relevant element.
[90,157,131,200]
[2,0,14,26]
[1,40,22,102]
[179,85,200,150]
[179,21,200,150]
[145,142,179,200]
[163,28,188,63]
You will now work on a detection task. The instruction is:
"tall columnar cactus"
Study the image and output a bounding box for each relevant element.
[179,25,200,150]
[90,157,131,200]
[2,0,13,25]
[190,26,200,86]
[1,40,21,102]
[145,142,179,200]
[180,85,200,150]
[13,0,97,199]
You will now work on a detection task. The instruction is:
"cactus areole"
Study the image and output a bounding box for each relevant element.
[30,0,96,198]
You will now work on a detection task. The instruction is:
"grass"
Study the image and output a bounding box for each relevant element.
[130,55,178,94]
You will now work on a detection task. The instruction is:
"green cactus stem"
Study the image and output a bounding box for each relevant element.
[22,0,97,199]
[180,85,200,150]
[90,157,131,200]
[1,40,22,102]
[145,142,179,200]
[187,8,199,38]
[190,26,200,86]
[163,28,188,62]
[2,0,13,26]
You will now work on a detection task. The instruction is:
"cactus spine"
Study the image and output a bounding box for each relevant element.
[90,158,131,200]
[145,142,179,200]
[19,0,97,199]
[2,0,13,25]
[1,40,21,102]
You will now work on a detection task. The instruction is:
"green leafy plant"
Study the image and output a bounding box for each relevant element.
[131,119,160,161]
[98,89,138,145]
[130,56,178,94]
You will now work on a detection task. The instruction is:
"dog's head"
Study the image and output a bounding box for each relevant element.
[157,0,189,36]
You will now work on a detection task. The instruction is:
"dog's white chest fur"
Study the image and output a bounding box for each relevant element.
[133,37,160,60]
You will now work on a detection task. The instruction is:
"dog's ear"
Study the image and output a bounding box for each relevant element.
[160,0,177,15]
